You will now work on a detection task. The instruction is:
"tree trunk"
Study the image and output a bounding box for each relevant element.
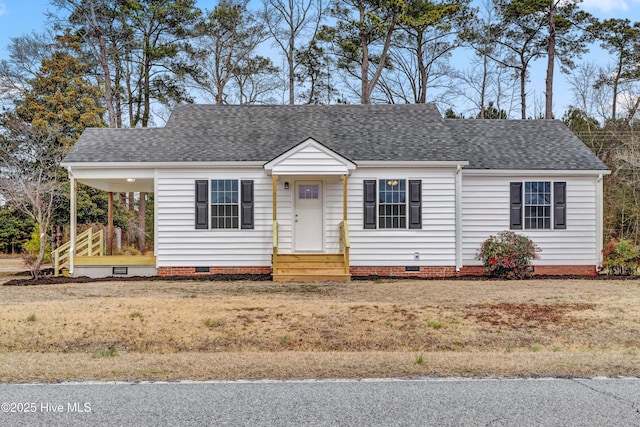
[88,0,117,128]
[520,68,526,120]
[365,11,397,105]
[612,55,624,121]
[288,5,296,105]
[359,1,370,104]
[545,1,556,119]
[416,32,427,104]
[128,192,135,211]
[33,222,46,279]
[480,49,488,119]
[142,36,151,127]
[98,38,117,128]
[114,60,123,128]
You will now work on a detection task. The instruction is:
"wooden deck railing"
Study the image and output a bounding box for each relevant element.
[53,228,104,276]
[339,220,350,275]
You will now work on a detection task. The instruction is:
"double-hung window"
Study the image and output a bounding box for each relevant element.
[379,179,406,229]
[363,179,422,229]
[211,180,239,229]
[195,179,254,229]
[524,181,551,229]
[510,181,566,230]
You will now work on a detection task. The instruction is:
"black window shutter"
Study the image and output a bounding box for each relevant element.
[240,180,254,229]
[510,182,522,230]
[363,180,377,229]
[408,180,422,229]
[195,180,209,229]
[554,182,566,229]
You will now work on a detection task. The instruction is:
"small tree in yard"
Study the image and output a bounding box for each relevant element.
[0,123,67,279]
[0,32,104,278]
[477,231,541,279]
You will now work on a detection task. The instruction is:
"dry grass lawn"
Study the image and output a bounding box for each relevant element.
[0,256,24,272]
[1,276,639,382]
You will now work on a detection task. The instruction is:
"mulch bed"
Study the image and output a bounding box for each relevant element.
[3,272,638,287]
[2,274,272,286]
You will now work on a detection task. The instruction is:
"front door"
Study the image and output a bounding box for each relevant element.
[294,181,323,252]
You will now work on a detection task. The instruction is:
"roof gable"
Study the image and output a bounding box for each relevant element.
[264,138,357,175]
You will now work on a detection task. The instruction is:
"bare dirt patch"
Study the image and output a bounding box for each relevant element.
[463,302,597,328]
[0,279,639,382]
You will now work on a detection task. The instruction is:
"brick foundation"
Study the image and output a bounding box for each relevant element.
[353,265,598,278]
[458,266,486,276]
[350,266,458,278]
[157,266,272,277]
[530,265,597,276]
[157,265,596,278]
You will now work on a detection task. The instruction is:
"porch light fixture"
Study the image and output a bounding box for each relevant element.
[284,181,290,190]
[127,178,136,182]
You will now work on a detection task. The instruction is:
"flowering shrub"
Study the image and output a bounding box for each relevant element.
[476,231,541,279]
[602,238,640,276]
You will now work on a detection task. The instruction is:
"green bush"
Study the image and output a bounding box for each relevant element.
[476,231,541,279]
[602,238,640,276]
[23,227,51,264]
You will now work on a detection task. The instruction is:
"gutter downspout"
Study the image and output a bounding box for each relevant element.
[455,165,463,272]
[153,168,158,269]
[596,174,604,268]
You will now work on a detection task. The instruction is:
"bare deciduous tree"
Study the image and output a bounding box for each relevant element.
[0,122,66,278]
[186,0,269,104]
[262,0,326,104]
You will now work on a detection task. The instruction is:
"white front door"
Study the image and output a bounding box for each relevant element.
[294,181,323,252]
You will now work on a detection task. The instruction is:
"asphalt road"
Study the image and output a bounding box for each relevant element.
[1,378,639,426]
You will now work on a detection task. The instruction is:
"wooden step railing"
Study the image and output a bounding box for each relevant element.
[53,228,104,276]
[272,221,279,273]
[339,220,350,275]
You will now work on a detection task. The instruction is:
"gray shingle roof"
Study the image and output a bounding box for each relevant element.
[63,104,608,171]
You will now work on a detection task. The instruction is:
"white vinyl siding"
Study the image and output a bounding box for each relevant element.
[348,168,457,267]
[156,166,600,270]
[155,169,272,267]
[462,175,598,266]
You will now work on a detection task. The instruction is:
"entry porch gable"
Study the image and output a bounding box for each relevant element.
[265,139,353,281]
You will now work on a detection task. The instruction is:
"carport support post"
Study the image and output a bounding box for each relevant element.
[69,175,77,276]
[107,192,113,255]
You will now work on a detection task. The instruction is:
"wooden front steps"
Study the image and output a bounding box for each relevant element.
[273,253,350,282]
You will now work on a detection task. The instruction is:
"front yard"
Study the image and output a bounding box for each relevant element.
[0,277,639,382]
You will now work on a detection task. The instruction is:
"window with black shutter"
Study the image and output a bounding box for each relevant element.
[195,180,209,229]
[553,182,566,229]
[363,179,422,229]
[510,181,567,230]
[510,182,523,230]
[408,180,422,229]
[240,180,254,229]
[195,179,254,229]
[363,180,377,229]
